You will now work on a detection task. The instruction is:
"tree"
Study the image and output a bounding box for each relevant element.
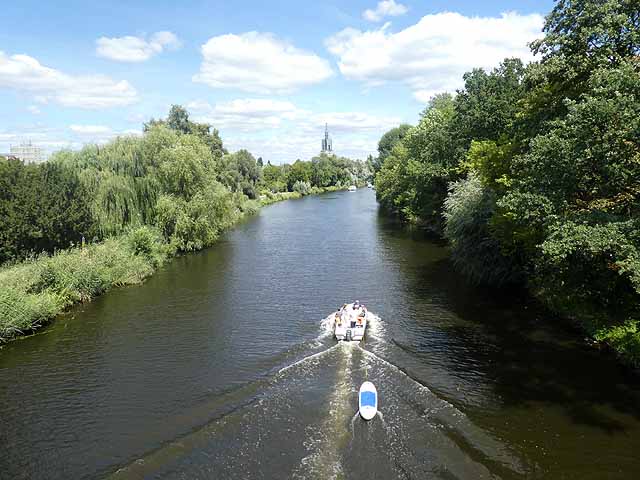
[523,0,640,134]
[443,173,523,286]
[0,158,96,263]
[454,58,526,145]
[381,94,460,230]
[311,153,337,188]
[166,105,191,134]
[287,160,311,191]
[145,105,225,159]
[375,124,412,172]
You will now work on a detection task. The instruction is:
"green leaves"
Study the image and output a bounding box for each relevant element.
[371,0,640,363]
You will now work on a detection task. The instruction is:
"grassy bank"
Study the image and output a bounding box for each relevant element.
[258,185,350,206]
[0,185,358,343]
[0,227,173,342]
[537,286,640,369]
[259,191,302,206]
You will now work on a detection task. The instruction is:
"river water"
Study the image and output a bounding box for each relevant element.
[1,189,640,479]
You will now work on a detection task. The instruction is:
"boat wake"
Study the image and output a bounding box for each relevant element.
[278,343,340,374]
[352,344,529,478]
[108,310,529,479]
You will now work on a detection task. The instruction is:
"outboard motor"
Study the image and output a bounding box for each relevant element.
[346,329,352,341]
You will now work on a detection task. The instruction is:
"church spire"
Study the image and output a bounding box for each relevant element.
[321,123,332,153]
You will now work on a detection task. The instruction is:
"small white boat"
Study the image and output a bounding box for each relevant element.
[359,381,378,420]
[333,301,370,342]
[348,185,357,191]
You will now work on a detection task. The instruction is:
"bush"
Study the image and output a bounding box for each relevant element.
[125,225,172,268]
[292,180,311,195]
[443,174,522,286]
[0,237,160,342]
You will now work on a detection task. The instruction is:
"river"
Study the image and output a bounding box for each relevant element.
[1,189,640,479]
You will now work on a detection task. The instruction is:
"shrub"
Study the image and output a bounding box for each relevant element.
[443,173,523,286]
[292,180,311,195]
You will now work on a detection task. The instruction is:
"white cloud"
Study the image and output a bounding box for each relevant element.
[68,125,142,145]
[69,124,113,135]
[96,31,181,62]
[327,11,544,103]
[188,98,306,131]
[0,129,80,154]
[27,105,41,114]
[310,111,400,134]
[0,51,138,108]
[363,0,408,22]
[187,97,402,162]
[193,32,333,94]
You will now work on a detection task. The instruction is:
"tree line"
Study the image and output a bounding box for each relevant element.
[0,105,371,264]
[374,0,640,365]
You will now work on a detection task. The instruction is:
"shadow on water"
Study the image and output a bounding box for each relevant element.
[415,257,640,430]
[371,204,640,477]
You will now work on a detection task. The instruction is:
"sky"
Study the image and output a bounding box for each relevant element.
[0,0,555,163]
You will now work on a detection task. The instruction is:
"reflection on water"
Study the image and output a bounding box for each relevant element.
[1,189,640,479]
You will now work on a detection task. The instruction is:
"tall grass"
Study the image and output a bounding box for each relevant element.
[0,227,168,342]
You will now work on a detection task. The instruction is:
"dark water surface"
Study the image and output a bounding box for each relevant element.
[2,189,640,479]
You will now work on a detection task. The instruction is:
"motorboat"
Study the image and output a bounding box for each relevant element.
[333,301,370,342]
[348,185,357,191]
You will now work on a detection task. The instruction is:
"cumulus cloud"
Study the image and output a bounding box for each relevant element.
[0,51,138,108]
[363,0,408,22]
[188,98,306,131]
[187,97,402,162]
[193,32,333,94]
[69,124,113,135]
[96,31,181,62]
[326,11,544,102]
[310,111,400,134]
[69,125,143,144]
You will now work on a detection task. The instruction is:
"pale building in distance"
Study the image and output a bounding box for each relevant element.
[9,141,45,164]
[321,123,333,154]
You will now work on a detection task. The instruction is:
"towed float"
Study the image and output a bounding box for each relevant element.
[359,381,378,420]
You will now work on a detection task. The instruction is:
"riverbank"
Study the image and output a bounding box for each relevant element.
[258,185,351,206]
[0,227,173,343]
[0,186,358,344]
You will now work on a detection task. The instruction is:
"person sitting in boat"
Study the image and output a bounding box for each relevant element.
[335,312,342,326]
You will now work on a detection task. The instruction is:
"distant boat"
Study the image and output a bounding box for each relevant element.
[367,183,373,189]
[348,185,357,191]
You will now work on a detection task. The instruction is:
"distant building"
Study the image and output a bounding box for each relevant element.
[321,123,333,153]
[9,141,45,164]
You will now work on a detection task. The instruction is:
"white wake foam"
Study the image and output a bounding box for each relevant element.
[278,343,340,375]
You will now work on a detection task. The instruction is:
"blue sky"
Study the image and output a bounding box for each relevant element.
[0,0,554,163]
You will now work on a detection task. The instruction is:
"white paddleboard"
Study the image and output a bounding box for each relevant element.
[359,381,378,420]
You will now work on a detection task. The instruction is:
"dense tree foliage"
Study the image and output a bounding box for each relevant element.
[0,158,95,263]
[1,105,370,265]
[258,153,371,196]
[374,124,412,172]
[374,0,640,364]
